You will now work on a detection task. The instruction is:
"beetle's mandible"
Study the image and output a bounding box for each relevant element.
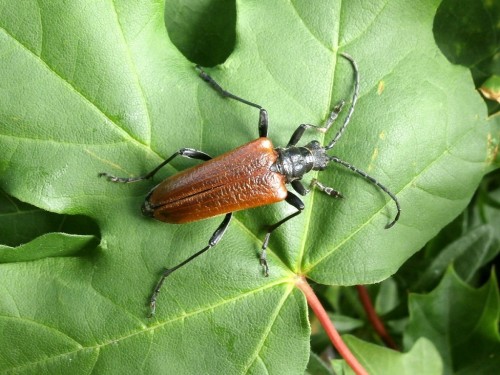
[99,53,401,316]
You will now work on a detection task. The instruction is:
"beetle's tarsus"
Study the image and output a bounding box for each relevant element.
[98,172,140,183]
[310,178,343,198]
[148,302,156,318]
[148,267,172,318]
[98,172,113,181]
[260,250,269,277]
[100,173,120,182]
[320,100,346,133]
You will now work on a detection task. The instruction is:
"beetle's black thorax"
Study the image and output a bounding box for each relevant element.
[273,140,330,182]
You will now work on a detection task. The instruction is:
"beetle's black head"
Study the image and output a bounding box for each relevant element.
[304,140,329,171]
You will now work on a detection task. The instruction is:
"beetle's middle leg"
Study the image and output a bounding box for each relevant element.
[99,148,212,183]
[149,212,233,317]
[196,66,269,137]
[291,179,343,199]
[260,192,304,276]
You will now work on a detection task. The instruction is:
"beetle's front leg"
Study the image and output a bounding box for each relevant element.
[291,180,310,196]
[310,178,343,198]
[286,101,345,147]
[292,178,343,198]
[260,192,304,276]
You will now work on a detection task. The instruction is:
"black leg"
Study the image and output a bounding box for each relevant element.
[149,213,233,317]
[286,101,345,147]
[260,192,304,276]
[258,108,269,138]
[196,65,269,137]
[291,180,309,196]
[98,148,212,183]
[292,179,343,198]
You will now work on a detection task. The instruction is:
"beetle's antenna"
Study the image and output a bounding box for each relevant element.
[324,53,359,151]
[329,156,401,228]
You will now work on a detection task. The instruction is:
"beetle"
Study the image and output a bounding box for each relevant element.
[99,53,401,316]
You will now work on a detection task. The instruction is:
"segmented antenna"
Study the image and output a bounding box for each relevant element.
[325,53,401,227]
[329,156,401,228]
[325,53,359,150]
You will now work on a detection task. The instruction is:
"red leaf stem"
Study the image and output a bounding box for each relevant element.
[356,285,398,350]
[295,277,368,375]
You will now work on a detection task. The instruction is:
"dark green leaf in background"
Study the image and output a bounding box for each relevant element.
[433,0,500,73]
[412,225,498,291]
[332,336,443,375]
[0,190,99,261]
[164,0,236,67]
[0,0,492,373]
[404,269,500,375]
[433,0,500,115]
[306,352,335,375]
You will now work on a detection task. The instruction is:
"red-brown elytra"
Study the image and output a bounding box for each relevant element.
[99,53,401,316]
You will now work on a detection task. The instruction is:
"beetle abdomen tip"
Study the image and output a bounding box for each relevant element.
[141,200,155,218]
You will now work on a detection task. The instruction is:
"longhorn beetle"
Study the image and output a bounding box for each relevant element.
[99,53,401,316]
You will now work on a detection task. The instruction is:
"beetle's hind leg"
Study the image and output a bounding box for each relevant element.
[196,65,269,137]
[98,148,212,183]
[149,213,233,317]
[260,192,304,276]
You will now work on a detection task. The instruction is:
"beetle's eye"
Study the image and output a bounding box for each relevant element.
[308,140,321,149]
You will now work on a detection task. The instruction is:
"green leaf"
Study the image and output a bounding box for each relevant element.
[0,233,96,262]
[331,336,443,375]
[0,0,491,373]
[404,268,500,375]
